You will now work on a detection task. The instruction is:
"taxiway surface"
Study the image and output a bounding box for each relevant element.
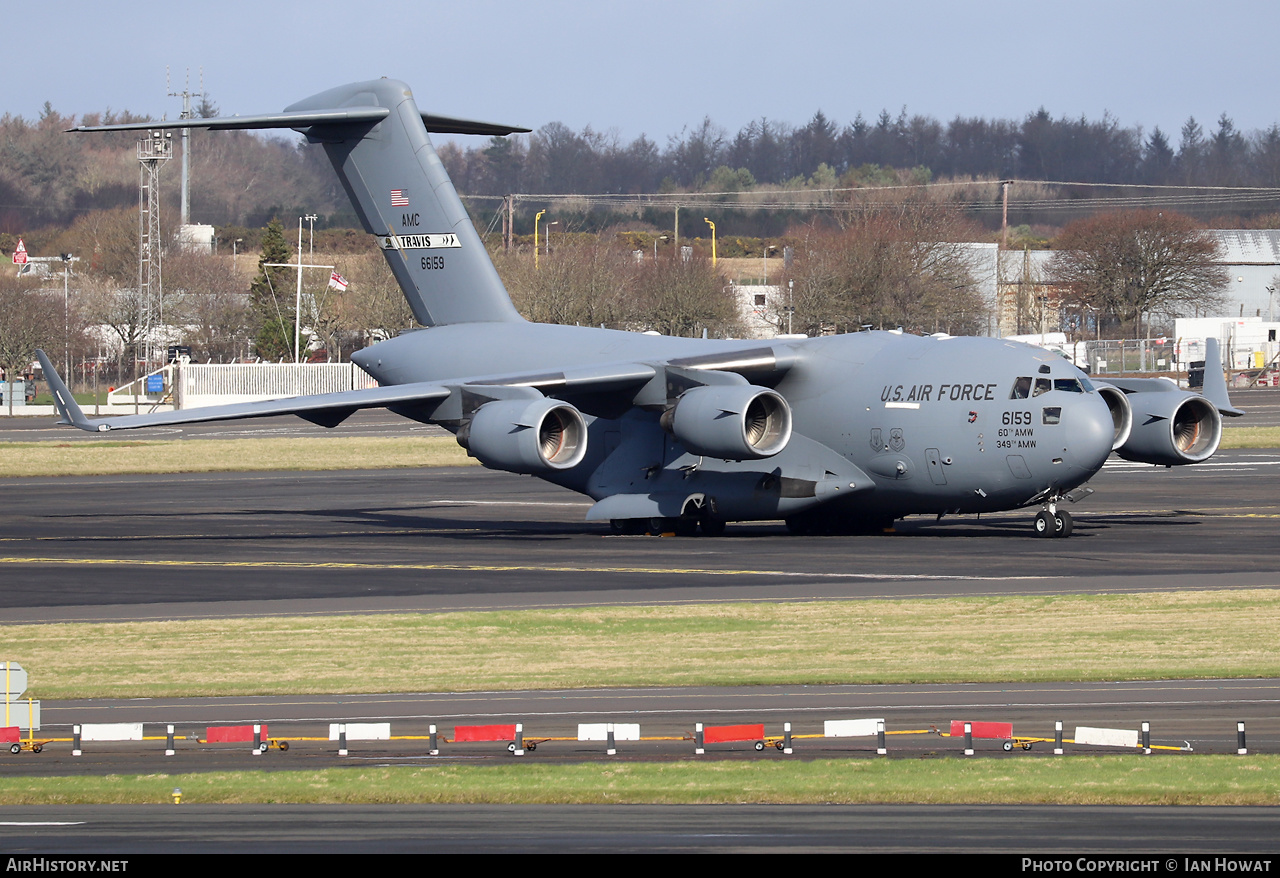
[0,446,1277,622]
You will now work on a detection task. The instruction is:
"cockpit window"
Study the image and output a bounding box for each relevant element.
[1010,377,1032,399]
[1032,377,1052,397]
[1054,378,1084,393]
[1042,406,1062,425]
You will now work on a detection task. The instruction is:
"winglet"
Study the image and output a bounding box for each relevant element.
[1202,338,1244,417]
[36,350,104,432]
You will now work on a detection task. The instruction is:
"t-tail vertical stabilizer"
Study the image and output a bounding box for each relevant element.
[285,80,523,327]
[70,78,528,328]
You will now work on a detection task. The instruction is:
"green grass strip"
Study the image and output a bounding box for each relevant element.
[0,435,474,476]
[8,590,1280,699]
[0,757,1275,805]
[0,423,1268,479]
[1219,425,1280,449]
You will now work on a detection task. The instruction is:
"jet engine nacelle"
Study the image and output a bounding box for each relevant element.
[1095,384,1134,451]
[461,397,588,474]
[1116,391,1222,466]
[660,384,792,460]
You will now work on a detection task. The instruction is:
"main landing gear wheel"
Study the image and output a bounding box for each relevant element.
[1034,511,1053,537]
[1034,509,1073,538]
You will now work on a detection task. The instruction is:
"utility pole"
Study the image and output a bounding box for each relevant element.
[503,196,515,253]
[1000,180,1012,250]
[167,67,205,229]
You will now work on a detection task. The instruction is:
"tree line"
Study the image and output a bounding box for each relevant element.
[5,98,1280,237]
[441,109,1280,197]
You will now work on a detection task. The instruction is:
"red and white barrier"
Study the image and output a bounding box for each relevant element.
[328,723,390,741]
[824,719,884,738]
[703,723,764,744]
[80,722,144,742]
[578,723,639,741]
[207,724,269,743]
[1075,726,1140,748]
[949,720,1013,740]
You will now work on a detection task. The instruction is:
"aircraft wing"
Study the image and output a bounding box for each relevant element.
[36,350,668,433]
[38,351,452,432]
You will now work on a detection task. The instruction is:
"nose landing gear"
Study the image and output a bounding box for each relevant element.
[1033,504,1073,538]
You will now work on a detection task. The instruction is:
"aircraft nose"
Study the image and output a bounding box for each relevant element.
[1064,394,1114,474]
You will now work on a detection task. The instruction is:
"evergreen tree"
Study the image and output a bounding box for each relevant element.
[250,219,295,361]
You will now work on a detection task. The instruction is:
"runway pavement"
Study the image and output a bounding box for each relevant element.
[1,429,1277,852]
[2,804,1277,854]
[0,446,1278,621]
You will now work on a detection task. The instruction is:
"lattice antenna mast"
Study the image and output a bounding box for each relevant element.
[167,66,205,228]
[137,129,171,372]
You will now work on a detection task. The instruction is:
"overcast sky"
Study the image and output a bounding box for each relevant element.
[8,0,1279,147]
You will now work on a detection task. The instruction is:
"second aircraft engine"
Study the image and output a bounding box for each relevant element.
[659,384,792,460]
[461,397,589,474]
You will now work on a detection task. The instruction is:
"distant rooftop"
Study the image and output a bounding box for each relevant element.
[1207,230,1280,264]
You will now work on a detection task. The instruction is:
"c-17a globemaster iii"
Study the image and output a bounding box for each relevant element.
[39,78,1242,537]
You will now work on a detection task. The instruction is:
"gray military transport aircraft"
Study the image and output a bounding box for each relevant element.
[38,78,1243,537]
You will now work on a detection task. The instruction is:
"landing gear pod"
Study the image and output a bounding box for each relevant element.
[660,385,792,460]
[462,398,588,474]
[1117,393,1221,465]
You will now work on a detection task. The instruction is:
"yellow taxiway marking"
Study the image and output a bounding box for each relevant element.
[0,555,1051,581]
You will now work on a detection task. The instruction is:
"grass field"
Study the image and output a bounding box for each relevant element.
[7,590,1280,699]
[0,757,1274,806]
[0,423,1271,478]
[0,435,474,476]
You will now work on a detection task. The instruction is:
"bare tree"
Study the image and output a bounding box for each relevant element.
[632,252,742,338]
[783,199,987,335]
[497,235,636,328]
[78,273,148,385]
[0,274,62,414]
[340,252,418,351]
[164,250,252,362]
[1050,210,1227,337]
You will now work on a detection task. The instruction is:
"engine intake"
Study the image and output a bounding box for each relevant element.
[660,384,792,460]
[460,397,588,474]
[1095,384,1133,451]
[1117,392,1221,466]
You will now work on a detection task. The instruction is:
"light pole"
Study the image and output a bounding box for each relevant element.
[232,238,244,267]
[534,209,547,270]
[61,253,72,381]
[546,221,559,259]
[704,218,716,267]
[787,278,794,335]
[306,214,318,258]
[654,234,668,261]
[295,217,307,363]
[762,243,776,283]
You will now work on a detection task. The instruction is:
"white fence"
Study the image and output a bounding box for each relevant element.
[172,363,378,408]
[104,363,379,411]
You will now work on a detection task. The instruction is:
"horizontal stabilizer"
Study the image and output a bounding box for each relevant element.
[69,109,529,136]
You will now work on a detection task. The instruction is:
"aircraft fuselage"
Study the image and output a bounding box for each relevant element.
[354,323,1116,524]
